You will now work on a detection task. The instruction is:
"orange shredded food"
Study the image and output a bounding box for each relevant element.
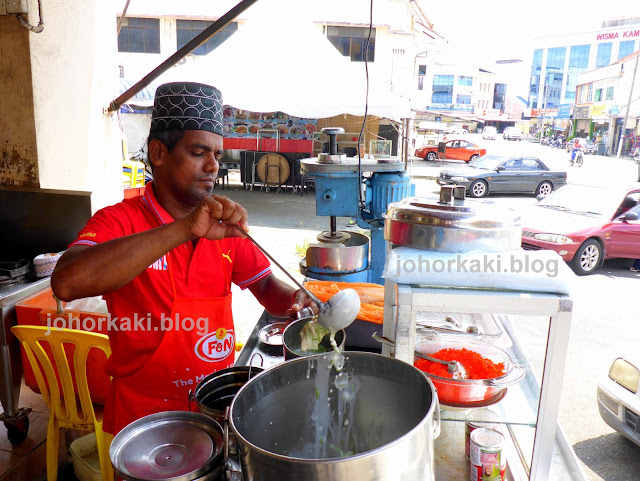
[414,348,505,380]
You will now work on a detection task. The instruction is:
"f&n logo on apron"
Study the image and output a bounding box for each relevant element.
[194,327,235,362]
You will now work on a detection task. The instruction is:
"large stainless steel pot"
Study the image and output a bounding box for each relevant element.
[110,411,225,481]
[230,352,440,481]
[384,186,522,252]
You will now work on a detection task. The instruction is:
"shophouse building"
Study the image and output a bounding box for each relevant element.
[575,50,640,155]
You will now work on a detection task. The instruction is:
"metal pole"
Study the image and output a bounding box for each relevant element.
[108,0,260,113]
[116,0,132,36]
[616,54,639,159]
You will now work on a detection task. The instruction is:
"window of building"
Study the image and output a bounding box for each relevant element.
[577,85,586,103]
[594,88,602,102]
[431,75,453,104]
[596,42,612,68]
[529,49,543,107]
[456,94,471,104]
[418,65,426,91]
[176,20,238,55]
[327,26,375,62]
[545,47,566,108]
[458,76,473,86]
[565,44,590,101]
[605,86,614,100]
[618,40,636,60]
[587,83,593,102]
[117,17,160,53]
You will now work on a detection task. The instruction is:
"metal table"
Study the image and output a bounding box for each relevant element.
[382,281,586,481]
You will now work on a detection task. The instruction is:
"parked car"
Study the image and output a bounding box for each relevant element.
[482,126,497,140]
[565,138,597,155]
[445,126,468,135]
[503,127,523,141]
[521,184,640,275]
[597,354,640,448]
[415,139,486,162]
[437,154,566,198]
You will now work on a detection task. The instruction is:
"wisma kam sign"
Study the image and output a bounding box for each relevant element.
[596,30,640,41]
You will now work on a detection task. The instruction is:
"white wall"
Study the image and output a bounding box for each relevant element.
[29,0,123,211]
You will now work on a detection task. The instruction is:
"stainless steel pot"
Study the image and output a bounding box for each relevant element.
[282,318,345,360]
[110,411,225,481]
[384,187,522,252]
[230,352,440,481]
[304,232,369,273]
[191,366,264,426]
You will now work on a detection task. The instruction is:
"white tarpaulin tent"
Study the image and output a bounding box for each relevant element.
[158,0,411,119]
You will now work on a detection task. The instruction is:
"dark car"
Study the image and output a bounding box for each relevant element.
[521,184,640,275]
[437,155,567,198]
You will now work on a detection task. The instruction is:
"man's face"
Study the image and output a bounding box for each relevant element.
[153,130,223,206]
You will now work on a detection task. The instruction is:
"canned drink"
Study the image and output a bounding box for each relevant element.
[469,428,505,481]
[465,408,499,459]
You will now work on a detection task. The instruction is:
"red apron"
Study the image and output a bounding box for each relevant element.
[105,245,235,435]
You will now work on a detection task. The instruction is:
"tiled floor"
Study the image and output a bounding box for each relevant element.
[0,382,80,481]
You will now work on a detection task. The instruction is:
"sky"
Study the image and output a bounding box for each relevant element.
[421,0,637,97]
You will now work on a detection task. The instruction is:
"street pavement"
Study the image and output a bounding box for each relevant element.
[223,135,640,481]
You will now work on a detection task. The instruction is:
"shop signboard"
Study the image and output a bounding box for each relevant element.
[590,104,607,117]
[556,104,571,119]
[609,105,619,116]
[573,106,591,119]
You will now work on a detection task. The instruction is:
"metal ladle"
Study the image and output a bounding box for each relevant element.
[236,225,361,331]
[372,333,468,380]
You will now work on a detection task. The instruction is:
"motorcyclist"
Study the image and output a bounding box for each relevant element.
[570,138,583,163]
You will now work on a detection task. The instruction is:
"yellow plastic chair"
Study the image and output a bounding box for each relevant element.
[11,326,114,481]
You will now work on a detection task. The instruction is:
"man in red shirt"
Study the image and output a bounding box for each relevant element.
[51,82,317,434]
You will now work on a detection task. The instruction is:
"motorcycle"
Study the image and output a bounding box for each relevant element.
[569,148,584,167]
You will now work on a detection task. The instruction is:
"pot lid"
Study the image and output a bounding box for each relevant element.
[385,186,521,230]
[110,411,223,481]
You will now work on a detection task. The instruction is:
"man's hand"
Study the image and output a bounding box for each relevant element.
[183,195,249,240]
[284,289,320,319]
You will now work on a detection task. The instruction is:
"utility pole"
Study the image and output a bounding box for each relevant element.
[617,53,639,159]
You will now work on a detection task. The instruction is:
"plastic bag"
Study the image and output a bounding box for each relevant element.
[303,281,384,324]
[65,296,109,314]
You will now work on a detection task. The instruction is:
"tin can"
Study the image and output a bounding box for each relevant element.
[465,408,499,459]
[469,428,505,481]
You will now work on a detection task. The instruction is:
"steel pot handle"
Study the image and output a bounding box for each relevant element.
[224,406,230,467]
[249,352,264,378]
[482,362,526,387]
[432,395,441,440]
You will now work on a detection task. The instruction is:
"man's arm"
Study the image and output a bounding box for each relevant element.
[52,220,194,301]
[52,195,248,302]
[247,273,318,318]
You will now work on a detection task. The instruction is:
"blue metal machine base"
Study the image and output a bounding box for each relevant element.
[303,165,413,285]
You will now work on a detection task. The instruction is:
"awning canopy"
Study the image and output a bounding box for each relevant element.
[157,0,411,119]
[119,78,159,108]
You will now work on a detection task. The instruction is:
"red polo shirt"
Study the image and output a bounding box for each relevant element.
[69,183,271,377]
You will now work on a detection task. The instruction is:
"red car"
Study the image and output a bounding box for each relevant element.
[521,184,640,275]
[415,139,487,162]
